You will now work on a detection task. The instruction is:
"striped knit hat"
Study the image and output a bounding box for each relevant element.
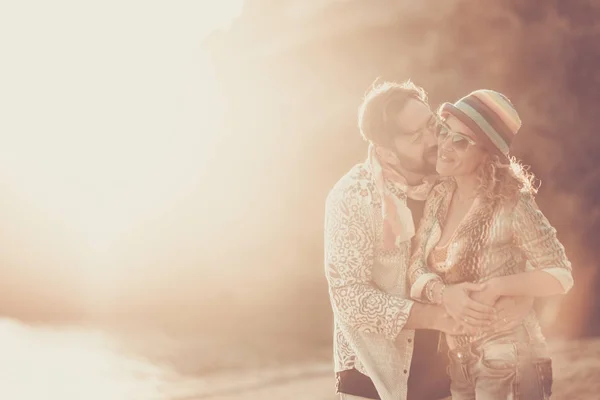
[440,89,521,163]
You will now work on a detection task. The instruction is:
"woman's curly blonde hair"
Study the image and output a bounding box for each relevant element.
[476,153,539,204]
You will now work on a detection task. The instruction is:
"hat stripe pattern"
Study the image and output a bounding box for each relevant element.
[440,89,521,160]
[461,95,514,147]
[440,103,505,159]
[454,102,511,155]
[472,91,521,134]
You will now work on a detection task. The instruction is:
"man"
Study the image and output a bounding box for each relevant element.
[324,80,532,400]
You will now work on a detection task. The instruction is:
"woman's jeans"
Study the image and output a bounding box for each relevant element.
[447,333,553,400]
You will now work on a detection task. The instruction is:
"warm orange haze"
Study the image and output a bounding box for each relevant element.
[1,1,600,399]
[0,1,244,317]
[0,1,255,399]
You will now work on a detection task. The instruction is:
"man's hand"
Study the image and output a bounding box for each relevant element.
[434,309,483,336]
[490,296,535,332]
[442,282,496,327]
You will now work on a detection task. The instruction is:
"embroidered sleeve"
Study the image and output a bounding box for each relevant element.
[408,192,443,302]
[324,187,414,340]
[513,192,573,293]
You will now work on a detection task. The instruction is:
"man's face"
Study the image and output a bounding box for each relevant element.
[387,98,439,175]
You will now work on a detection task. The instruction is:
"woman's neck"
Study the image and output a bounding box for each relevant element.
[453,174,479,201]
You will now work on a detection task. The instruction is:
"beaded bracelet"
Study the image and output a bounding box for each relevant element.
[425,279,443,304]
[425,279,446,305]
[424,280,434,303]
[437,282,446,305]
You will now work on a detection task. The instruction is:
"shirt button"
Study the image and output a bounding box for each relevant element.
[403,369,408,374]
[407,338,412,343]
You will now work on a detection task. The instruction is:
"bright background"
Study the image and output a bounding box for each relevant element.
[1,1,600,399]
[0,1,244,315]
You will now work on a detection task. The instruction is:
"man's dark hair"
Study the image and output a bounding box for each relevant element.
[358,79,428,144]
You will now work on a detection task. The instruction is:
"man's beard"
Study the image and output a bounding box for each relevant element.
[400,146,438,176]
[420,159,438,175]
[413,161,437,175]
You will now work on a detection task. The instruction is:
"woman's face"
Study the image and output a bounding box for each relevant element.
[436,114,487,177]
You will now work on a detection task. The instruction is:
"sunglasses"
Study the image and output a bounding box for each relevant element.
[436,122,477,152]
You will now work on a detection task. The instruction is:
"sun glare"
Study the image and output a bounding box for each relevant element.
[0,1,244,300]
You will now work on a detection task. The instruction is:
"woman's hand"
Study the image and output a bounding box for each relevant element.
[470,277,505,306]
[442,282,496,327]
[490,296,534,332]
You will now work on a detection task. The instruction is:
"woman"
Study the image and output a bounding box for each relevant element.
[408,89,573,400]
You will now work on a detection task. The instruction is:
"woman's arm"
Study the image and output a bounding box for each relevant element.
[485,270,566,298]
[479,192,573,300]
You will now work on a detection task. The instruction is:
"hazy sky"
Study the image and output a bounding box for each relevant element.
[0,1,243,254]
[0,2,250,311]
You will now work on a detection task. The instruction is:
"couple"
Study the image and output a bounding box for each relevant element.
[324,81,573,400]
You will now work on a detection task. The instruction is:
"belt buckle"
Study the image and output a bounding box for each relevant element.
[451,344,471,364]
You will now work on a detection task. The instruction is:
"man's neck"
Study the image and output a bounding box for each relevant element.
[392,163,426,186]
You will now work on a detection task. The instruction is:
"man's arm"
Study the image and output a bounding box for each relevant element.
[407,193,444,302]
[404,302,472,333]
[324,189,414,340]
[324,187,473,338]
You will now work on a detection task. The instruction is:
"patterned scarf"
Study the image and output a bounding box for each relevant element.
[368,144,435,249]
